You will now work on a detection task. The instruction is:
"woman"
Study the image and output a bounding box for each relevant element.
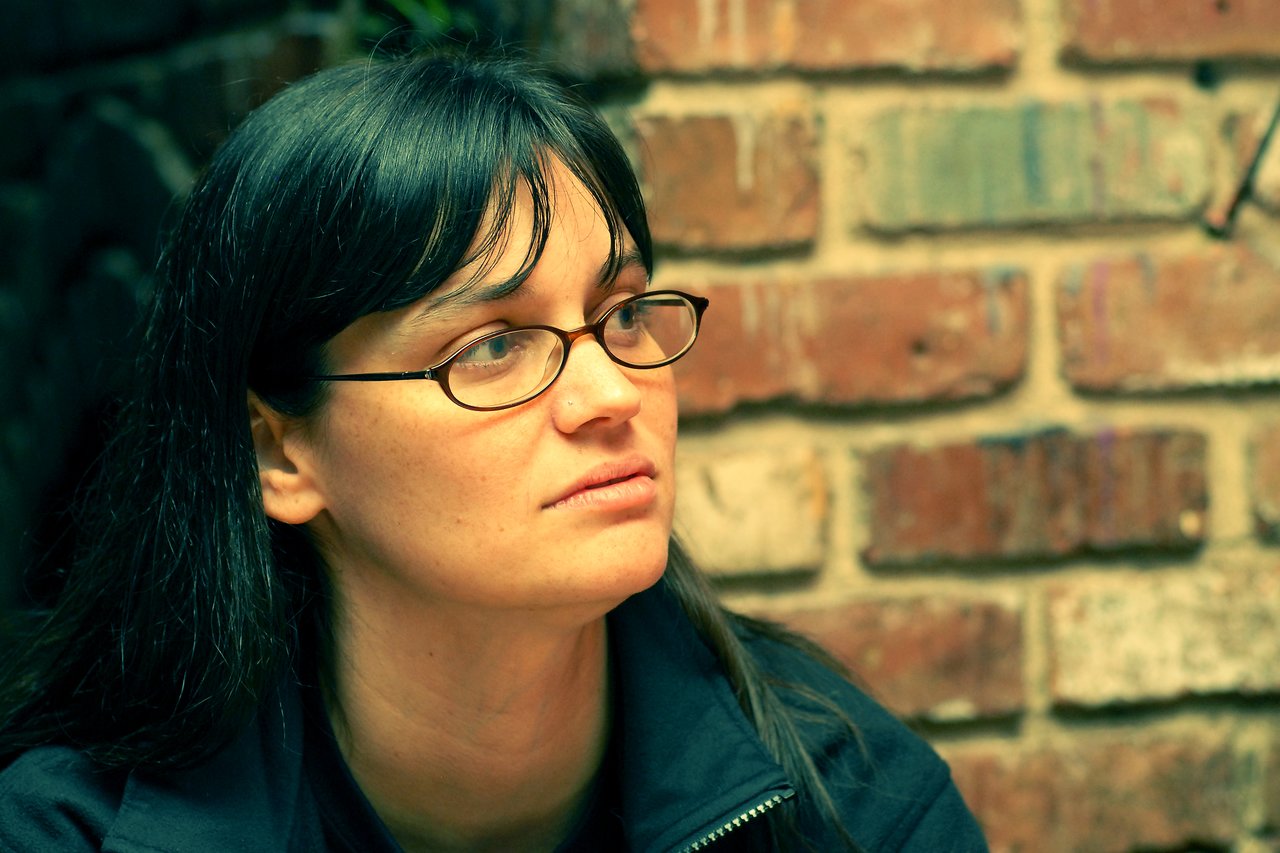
[0,53,987,851]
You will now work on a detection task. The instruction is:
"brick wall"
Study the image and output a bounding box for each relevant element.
[549,0,1280,850]
[3,0,1280,849]
[0,1,349,607]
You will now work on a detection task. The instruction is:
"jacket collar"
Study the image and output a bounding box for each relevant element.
[104,685,316,853]
[609,580,794,851]
[102,579,793,852]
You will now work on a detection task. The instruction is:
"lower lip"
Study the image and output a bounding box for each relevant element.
[548,475,657,511]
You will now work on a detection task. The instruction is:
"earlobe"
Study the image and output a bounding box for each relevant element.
[247,391,326,525]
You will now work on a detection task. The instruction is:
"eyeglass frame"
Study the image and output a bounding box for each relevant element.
[309,289,710,412]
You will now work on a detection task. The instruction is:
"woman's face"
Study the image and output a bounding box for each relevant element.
[283,162,678,623]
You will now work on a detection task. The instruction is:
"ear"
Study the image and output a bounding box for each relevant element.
[248,391,326,525]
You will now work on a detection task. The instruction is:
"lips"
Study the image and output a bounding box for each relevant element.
[544,456,658,510]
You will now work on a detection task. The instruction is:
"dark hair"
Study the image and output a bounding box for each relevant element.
[0,51,856,848]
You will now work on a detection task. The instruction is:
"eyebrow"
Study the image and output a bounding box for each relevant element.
[406,246,648,328]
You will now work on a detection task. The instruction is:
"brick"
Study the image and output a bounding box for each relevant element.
[674,445,826,576]
[194,0,291,27]
[947,735,1238,852]
[773,597,1024,722]
[1253,423,1280,540]
[1049,565,1280,707]
[1,0,183,72]
[0,83,62,177]
[634,109,818,251]
[65,249,146,398]
[1227,106,1280,215]
[45,99,194,279]
[0,186,49,313]
[671,270,1027,415]
[1260,122,1280,214]
[160,49,242,161]
[0,289,29,410]
[0,459,23,613]
[546,0,635,79]
[1266,730,1280,832]
[631,0,1020,74]
[862,428,1206,566]
[1058,245,1280,393]
[856,99,1210,232]
[1062,0,1280,64]
[247,24,332,109]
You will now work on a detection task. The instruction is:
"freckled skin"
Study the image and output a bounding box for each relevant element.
[289,162,678,627]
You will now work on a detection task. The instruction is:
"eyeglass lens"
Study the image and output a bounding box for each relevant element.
[446,292,699,409]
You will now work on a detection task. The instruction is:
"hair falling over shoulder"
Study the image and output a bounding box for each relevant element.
[0,49,862,850]
[0,49,647,770]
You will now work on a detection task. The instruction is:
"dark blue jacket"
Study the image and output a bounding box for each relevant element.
[0,581,988,851]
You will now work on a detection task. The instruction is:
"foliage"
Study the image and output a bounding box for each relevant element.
[358,0,482,53]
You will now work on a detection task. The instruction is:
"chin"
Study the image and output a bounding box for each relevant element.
[576,530,671,607]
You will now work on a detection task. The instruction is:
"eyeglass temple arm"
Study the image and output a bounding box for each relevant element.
[312,369,441,381]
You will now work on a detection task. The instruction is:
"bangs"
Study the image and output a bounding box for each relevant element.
[240,53,652,406]
[315,55,649,320]
[425,147,640,315]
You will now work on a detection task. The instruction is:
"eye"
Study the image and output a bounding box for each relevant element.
[601,292,699,366]
[614,300,648,331]
[444,328,564,406]
[602,295,656,350]
[453,331,524,367]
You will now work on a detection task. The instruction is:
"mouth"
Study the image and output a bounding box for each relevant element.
[544,456,659,511]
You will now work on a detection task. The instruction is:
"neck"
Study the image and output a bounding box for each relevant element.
[325,599,612,853]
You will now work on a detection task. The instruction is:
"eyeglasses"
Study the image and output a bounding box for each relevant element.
[311,290,709,411]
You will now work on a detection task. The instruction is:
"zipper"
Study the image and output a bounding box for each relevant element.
[680,790,793,851]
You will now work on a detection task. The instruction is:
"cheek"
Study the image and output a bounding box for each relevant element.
[312,399,525,530]
[647,370,680,446]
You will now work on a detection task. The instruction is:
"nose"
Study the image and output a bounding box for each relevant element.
[549,335,642,433]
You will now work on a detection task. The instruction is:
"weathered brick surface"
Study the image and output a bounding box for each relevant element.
[1259,130,1280,214]
[671,270,1027,415]
[0,457,21,611]
[634,109,818,252]
[631,0,1021,74]
[1266,730,1280,833]
[246,26,331,109]
[1228,106,1280,214]
[155,22,332,161]
[0,290,27,410]
[947,734,1238,852]
[863,428,1207,566]
[0,186,47,313]
[1207,107,1280,231]
[1049,565,1280,707]
[856,99,1210,232]
[1057,245,1280,393]
[158,50,240,161]
[44,99,193,281]
[0,85,61,178]
[545,0,635,79]
[772,597,1024,721]
[2,0,297,73]
[1062,0,1280,63]
[675,446,827,575]
[1253,422,1280,541]
[4,0,183,73]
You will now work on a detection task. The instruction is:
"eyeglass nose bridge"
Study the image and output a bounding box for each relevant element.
[549,317,624,379]
[560,320,605,348]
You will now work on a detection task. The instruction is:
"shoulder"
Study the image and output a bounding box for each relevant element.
[737,621,989,851]
[0,746,126,851]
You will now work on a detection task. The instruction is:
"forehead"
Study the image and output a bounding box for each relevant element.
[412,158,642,314]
